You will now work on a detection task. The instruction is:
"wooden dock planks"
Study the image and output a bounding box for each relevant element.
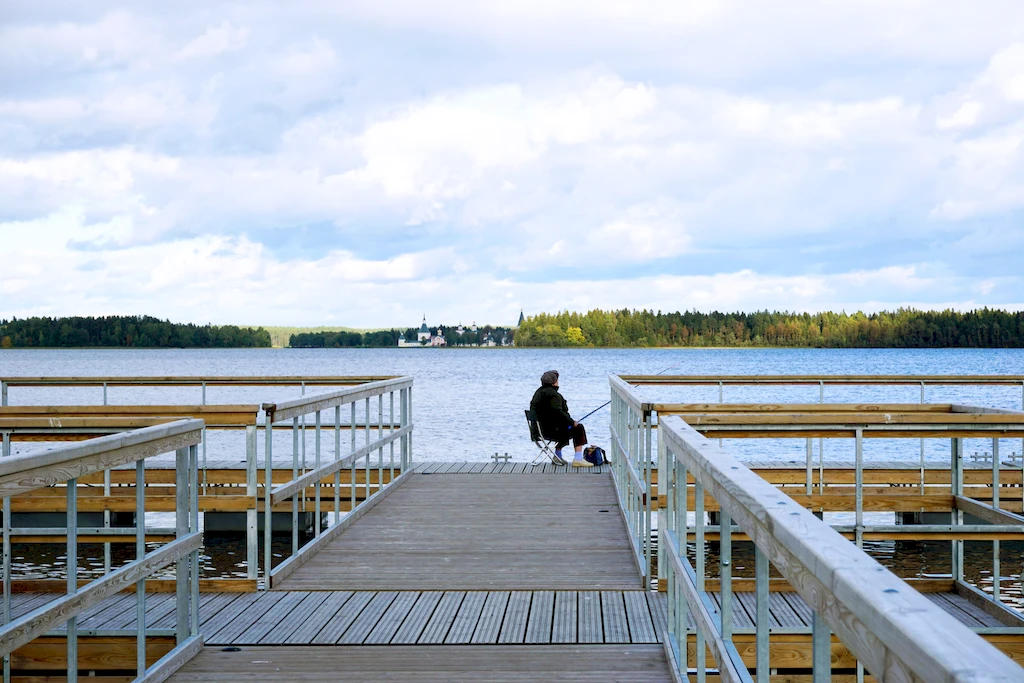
[273,471,639,591]
[166,644,676,682]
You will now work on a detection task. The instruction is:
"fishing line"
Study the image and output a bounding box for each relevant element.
[575,359,684,423]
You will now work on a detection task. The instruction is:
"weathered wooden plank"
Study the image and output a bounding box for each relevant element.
[417,591,465,644]
[364,591,420,645]
[311,591,375,644]
[578,591,603,643]
[255,593,329,642]
[551,591,577,644]
[470,591,510,644]
[497,591,531,644]
[390,591,443,644]
[231,591,311,645]
[444,591,487,644]
[524,590,553,644]
[623,591,657,643]
[338,592,398,644]
[601,591,630,643]
[206,592,287,643]
[163,644,676,682]
[283,591,353,644]
[646,591,668,637]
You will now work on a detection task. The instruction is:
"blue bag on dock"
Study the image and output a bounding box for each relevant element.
[583,445,608,466]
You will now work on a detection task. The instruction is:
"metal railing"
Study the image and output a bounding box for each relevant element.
[261,377,414,588]
[658,414,1023,681]
[0,420,204,683]
[608,375,654,589]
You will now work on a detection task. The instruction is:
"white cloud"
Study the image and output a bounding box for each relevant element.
[2,2,1024,324]
[175,22,249,61]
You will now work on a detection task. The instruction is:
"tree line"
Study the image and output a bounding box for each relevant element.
[289,325,516,347]
[514,308,1024,348]
[0,316,272,348]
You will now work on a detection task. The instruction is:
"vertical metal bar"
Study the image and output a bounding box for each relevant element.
[952,437,964,583]
[0,380,6,406]
[695,477,705,683]
[291,417,299,555]
[201,382,208,494]
[103,469,111,574]
[664,446,675,655]
[264,416,273,589]
[2,432,11,683]
[755,545,769,682]
[189,444,199,636]
[805,437,813,495]
[400,389,407,471]
[644,411,653,590]
[351,402,357,506]
[314,411,322,538]
[377,394,383,499]
[993,437,1000,603]
[67,476,78,683]
[678,458,689,671]
[102,381,108,405]
[855,428,863,549]
[408,386,414,466]
[819,380,824,495]
[719,509,732,641]
[300,382,306,471]
[364,397,371,502]
[812,610,831,683]
[389,391,395,481]
[135,459,146,677]
[175,448,188,643]
[920,382,926,495]
[334,405,341,524]
[245,424,257,581]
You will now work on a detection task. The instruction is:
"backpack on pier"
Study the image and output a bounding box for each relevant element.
[583,445,609,466]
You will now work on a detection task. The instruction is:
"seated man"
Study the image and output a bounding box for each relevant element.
[530,370,592,467]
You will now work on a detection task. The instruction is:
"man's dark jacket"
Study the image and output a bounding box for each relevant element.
[530,385,573,440]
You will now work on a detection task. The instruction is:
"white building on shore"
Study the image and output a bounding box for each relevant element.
[398,316,445,347]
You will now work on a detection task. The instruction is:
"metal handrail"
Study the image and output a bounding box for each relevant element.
[608,375,653,589]
[261,378,414,588]
[658,415,1023,682]
[0,420,204,683]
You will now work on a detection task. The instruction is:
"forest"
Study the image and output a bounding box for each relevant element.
[0,316,272,348]
[514,308,1024,348]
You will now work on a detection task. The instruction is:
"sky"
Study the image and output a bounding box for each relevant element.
[1,1,1024,328]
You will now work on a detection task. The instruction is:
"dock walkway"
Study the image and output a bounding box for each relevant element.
[171,466,674,680]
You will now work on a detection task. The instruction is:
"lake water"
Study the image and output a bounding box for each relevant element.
[3,347,1022,606]
[4,346,1024,462]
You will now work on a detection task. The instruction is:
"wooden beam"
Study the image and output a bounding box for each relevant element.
[953,495,1024,526]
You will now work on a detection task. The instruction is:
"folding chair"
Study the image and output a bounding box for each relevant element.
[525,409,561,466]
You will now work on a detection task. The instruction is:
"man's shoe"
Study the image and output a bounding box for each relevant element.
[572,459,594,468]
[551,453,568,466]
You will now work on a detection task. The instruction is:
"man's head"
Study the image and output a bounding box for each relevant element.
[540,370,559,387]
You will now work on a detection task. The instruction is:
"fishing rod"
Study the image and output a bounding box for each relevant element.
[575,360,684,423]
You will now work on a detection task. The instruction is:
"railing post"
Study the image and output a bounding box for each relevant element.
[695,479,706,683]
[755,545,769,682]
[334,405,341,524]
[314,411,322,538]
[66,476,77,683]
[952,437,964,583]
[175,447,189,643]
[719,509,732,641]
[644,408,653,590]
[246,424,257,581]
[264,415,274,588]
[812,610,831,682]
[291,417,299,556]
[677,456,689,673]
[2,432,9,683]
[135,459,146,677]
[0,380,6,406]
[189,444,200,637]
[855,428,863,548]
[992,436,1000,603]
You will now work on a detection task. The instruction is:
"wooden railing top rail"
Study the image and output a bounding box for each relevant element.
[0,375,399,387]
[263,376,414,422]
[0,419,204,496]
[0,405,258,431]
[658,415,1023,681]
[621,373,1024,385]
